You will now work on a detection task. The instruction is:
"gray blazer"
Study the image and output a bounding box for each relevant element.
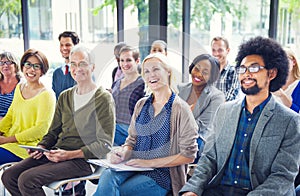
[180,96,300,196]
[178,83,225,140]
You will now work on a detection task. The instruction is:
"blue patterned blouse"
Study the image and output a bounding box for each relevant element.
[133,92,175,191]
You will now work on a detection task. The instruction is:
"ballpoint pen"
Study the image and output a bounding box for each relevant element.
[104,143,121,157]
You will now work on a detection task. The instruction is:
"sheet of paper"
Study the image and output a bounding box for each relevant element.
[87,159,154,172]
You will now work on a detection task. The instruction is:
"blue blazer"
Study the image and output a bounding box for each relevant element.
[180,96,300,196]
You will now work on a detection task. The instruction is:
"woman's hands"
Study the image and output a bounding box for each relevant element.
[0,135,16,145]
[125,159,154,168]
[272,88,292,108]
[108,146,132,164]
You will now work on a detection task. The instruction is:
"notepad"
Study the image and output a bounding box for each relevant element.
[87,159,154,172]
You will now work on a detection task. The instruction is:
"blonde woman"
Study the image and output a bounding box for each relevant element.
[94,53,198,196]
[273,48,300,112]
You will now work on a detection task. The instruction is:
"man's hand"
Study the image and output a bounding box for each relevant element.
[28,145,46,160]
[44,149,69,163]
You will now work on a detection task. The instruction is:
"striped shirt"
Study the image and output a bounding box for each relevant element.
[221,95,271,189]
[0,89,15,117]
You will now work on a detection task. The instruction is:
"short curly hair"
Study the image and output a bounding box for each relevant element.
[235,36,288,92]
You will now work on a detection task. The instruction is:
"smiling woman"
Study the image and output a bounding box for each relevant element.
[111,46,145,146]
[94,53,198,196]
[178,54,225,165]
[0,51,21,120]
[0,48,56,165]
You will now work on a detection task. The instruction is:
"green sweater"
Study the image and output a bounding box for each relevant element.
[39,86,115,159]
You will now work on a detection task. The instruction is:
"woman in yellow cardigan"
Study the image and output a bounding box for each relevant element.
[0,48,56,164]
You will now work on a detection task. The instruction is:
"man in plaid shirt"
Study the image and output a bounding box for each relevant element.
[211,36,240,101]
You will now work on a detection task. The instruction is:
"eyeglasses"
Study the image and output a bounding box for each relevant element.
[0,61,14,66]
[236,63,265,74]
[23,62,42,70]
[70,61,90,68]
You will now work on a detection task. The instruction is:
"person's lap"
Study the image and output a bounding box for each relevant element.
[4,156,92,187]
[120,173,169,196]
[95,169,169,196]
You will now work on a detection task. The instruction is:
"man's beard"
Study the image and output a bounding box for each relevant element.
[241,79,262,95]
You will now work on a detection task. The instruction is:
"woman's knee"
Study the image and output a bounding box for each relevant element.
[99,169,115,184]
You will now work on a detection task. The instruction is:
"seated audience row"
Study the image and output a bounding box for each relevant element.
[1,36,300,196]
[1,45,115,195]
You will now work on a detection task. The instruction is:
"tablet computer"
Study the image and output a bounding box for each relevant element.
[19,145,49,152]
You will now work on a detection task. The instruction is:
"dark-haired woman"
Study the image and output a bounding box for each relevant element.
[0,51,22,120]
[0,49,55,164]
[178,54,225,164]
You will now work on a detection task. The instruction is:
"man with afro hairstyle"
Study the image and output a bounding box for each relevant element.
[180,36,300,196]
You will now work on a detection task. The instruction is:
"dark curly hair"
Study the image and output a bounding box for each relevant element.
[189,54,220,84]
[235,36,288,92]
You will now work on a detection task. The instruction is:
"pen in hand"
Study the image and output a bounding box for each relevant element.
[104,143,121,158]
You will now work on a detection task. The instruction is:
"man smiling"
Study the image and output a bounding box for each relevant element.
[180,36,300,196]
[52,31,80,100]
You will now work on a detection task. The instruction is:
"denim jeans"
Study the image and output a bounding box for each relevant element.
[93,169,169,196]
[113,123,129,146]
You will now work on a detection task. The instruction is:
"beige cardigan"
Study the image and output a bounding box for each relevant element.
[125,95,198,195]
